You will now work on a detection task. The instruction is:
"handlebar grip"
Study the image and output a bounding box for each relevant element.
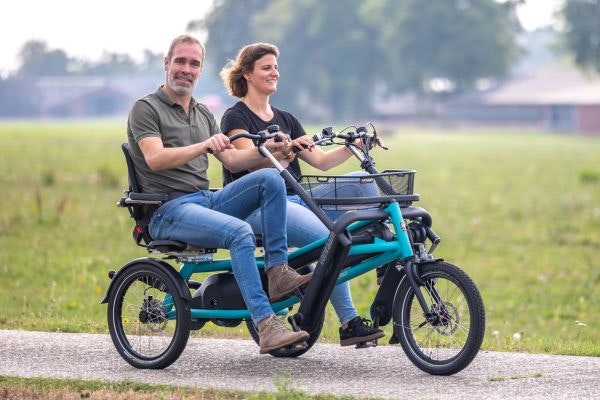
[267,124,280,133]
[292,143,309,153]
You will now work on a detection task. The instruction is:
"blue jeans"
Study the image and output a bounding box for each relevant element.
[246,171,378,326]
[149,169,287,325]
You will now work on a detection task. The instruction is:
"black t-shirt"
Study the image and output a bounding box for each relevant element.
[220,101,306,192]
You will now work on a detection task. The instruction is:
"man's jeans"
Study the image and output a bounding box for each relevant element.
[246,171,379,326]
[149,169,287,325]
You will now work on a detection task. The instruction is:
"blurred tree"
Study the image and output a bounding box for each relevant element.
[253,0,380,119]
[193,0,521,120]
[371,0,522,97]
[560,0,600,73]
[17,40,73,77]
[139,50,166,75]
[79,52,139,76]
[188,0,272,69]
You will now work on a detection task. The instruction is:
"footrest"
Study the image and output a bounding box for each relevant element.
[355,339,378,349]
[286,341,308,351]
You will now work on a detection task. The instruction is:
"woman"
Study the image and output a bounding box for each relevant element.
[219,42,384,346]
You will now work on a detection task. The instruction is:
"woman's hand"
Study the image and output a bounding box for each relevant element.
[289,135,315,153]
[264,132,287,153]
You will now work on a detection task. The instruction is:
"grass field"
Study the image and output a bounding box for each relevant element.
[0,120,599,356]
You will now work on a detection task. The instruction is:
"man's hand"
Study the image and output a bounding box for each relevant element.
[204,133,235,154]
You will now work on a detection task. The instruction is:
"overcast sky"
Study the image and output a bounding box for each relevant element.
[0,0,563,77]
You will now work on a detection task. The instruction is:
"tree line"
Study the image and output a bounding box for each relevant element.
[1,0,599,119]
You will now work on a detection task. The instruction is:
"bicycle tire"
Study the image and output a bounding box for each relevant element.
[107,263,191,369]
[392,261,485,375]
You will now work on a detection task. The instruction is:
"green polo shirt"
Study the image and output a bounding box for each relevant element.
[127,86,220,194]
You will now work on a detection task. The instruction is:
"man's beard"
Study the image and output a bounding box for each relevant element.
[167,73,195,96]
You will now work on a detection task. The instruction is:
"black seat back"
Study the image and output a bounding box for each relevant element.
[120,143,161,246]
[122,143,142,193]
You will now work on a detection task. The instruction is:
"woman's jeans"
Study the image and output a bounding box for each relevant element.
[149,169,287,325]
[246,171,379,325]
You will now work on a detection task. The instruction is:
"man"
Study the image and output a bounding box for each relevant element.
[126,35,312,353]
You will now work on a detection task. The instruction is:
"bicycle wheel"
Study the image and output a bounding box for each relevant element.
[246,311,325,357]
[393,261,485,375]
[107,263,191,369]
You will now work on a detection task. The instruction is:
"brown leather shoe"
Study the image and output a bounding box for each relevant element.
[258,315,309,354]
[267,264,313,301]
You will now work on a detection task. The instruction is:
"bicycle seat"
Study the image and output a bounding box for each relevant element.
[119,143,218,255]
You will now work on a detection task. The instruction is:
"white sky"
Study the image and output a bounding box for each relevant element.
[0,0,215,76]
[0,0,562,77]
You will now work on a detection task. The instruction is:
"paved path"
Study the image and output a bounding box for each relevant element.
[1,330,599,399]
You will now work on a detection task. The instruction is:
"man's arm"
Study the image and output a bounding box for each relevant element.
[139,133,285,173]
[138,135,225,171]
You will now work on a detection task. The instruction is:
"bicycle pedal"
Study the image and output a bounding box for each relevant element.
[293,341,308,350]
[355,339,378,349]
[283,341,307,351]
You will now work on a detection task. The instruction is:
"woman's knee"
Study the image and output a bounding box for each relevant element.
[228,221,256,248]
[254,168,285,195]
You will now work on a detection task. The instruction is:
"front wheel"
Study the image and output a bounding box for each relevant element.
[393,261,485,375]
[107,263,191,369]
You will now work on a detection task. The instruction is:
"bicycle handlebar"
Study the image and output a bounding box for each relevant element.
[312,124,388,150]
[229,124,281,145]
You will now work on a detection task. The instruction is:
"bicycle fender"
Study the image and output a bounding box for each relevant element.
[100,257,191,304]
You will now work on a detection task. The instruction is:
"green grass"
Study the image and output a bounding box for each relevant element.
[0,375,364,399]
[0,120,599,356]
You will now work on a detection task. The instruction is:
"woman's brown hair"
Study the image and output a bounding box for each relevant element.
[221,43,280,98]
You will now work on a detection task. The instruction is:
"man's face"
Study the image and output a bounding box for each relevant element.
[164,42,204,96]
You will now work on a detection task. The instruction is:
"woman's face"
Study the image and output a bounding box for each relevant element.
[245,53,279,95]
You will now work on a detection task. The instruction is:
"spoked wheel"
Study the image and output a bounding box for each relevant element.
[246,311,325,357]
[107,263,191,369]
[393,261,485,375]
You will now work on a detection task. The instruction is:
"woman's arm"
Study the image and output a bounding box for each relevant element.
[295,136,354,171]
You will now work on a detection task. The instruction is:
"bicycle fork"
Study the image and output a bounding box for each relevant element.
[387,203,440,321]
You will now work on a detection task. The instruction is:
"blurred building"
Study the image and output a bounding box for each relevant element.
[446,64,600,135]
[31,75,225,118]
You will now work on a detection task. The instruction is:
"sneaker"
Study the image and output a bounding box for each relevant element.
[339,316,385,346]
[258,315,309,354]
[267,264,313,301]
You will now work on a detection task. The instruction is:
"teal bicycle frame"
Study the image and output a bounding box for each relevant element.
[165,194,414,327]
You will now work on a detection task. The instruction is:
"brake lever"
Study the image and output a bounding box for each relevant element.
[369,123,389,150]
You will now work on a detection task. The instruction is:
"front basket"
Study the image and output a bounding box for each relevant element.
[298,170,419,210]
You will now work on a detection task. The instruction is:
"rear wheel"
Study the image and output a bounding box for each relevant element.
[393,261,485,375]
[107,263,190,369]
[246,311,325,357]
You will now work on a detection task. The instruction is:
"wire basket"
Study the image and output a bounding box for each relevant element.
[298,170,419,210]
